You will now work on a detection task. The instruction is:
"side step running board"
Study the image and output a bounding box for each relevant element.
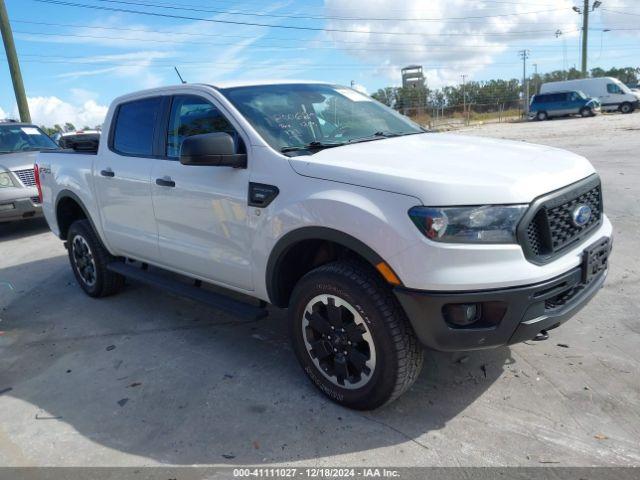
[107,262,268,320]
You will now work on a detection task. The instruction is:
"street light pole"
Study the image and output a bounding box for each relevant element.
[0,0,30,122]
[581,0,589,76]
[519,50,530,116]
[574,1,602,77]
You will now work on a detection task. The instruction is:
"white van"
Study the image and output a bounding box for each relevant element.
[540,77,640,114]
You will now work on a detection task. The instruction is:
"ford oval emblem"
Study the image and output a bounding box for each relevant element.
[572,205,592,227]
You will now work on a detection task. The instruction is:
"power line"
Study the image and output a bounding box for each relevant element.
[88,0,569,22]
[12,19,589,39]
[601,7,640,17]
[32,0,574,35]
[17,51,640,69]
[21,29,634,52]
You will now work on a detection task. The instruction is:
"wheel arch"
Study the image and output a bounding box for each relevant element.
[55,190,99,240]
[266,227,395,308]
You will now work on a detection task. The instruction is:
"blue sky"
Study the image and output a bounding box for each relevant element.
[1,0,638,126]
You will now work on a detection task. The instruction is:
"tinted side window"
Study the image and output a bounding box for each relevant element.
[112,97,163,156]
[535,94,548,103]
[167,95,243,158]
[607,83,621,94]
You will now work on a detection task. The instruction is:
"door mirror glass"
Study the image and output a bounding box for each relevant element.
[180,132,247,168]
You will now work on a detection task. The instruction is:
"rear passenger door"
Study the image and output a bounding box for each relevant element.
[94,96,165,261]
[553,93,569,115]
[150,94,253,291]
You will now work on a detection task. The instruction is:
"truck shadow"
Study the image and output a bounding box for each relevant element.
[0,218,49,240]
[0,257,513,465]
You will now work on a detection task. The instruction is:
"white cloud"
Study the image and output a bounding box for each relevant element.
[323,0,581,86]
[0,106,7,119]
[3,97,109,128]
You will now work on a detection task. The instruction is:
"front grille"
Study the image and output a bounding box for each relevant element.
[14,168,36,187]
[519,176,602,264]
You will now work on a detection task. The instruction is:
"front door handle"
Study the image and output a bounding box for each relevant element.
[100,168,115,177]
[155,177,176,188]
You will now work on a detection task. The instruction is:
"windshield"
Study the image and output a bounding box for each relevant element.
[0,124,59,154]
[576,90,587,99]
[616,81,632,94]
[220,84,424,155]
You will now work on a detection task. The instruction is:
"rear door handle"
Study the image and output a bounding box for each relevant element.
[155,177,176,188]
[100,168,115,177]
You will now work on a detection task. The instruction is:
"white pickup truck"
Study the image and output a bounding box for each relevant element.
[37,82,612,409]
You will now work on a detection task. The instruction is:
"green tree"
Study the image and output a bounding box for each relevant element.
[371,87,398,107]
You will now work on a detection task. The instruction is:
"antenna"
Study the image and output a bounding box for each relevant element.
[174,66,187,84]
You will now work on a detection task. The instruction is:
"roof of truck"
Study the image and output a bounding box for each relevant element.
[210,79,331,89]
[110,80,346,106]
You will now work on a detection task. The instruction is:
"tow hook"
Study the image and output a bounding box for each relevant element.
[533,330,549,341]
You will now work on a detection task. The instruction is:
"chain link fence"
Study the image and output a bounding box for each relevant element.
[400,100,526,130]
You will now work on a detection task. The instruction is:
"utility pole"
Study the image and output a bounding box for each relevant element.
[556,29,568,77]
[532,63,538,95]
[574,1,602,77]
[581,0,589,76]
[0,0,30,123]
[519,50,530,116]
[461,74,467,112]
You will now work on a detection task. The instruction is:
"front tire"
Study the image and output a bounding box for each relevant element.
[580,107,592,117]
[67,219,124,297]
[536,111,548,121]
[620,102,633,114]
[288,261,423,410]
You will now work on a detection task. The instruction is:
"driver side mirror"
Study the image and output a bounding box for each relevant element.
[180,132,247,168]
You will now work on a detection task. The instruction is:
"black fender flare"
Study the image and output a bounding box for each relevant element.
[265,226,387,306]
[54,189,100,240]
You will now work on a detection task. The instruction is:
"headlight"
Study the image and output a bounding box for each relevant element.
[0,172,16,188]
[408,205,528,244]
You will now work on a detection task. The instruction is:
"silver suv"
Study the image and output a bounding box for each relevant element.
[0,121,59,222]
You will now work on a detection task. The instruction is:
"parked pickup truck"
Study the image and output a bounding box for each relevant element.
[37,82,612,409]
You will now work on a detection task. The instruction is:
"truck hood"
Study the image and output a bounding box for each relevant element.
[288,133,596,205]
[0,151,39,171]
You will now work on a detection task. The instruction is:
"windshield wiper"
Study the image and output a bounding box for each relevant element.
[349,131,399,142]
[348,131,425,145]
[281,141,346,153]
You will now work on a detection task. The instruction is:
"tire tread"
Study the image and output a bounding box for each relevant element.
[68,219,124,297]
[301,260,423,408]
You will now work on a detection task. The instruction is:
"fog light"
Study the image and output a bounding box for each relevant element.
[443,303,481,327]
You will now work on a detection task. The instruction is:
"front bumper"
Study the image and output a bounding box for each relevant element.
[394,264,607,352]
[0,197,42,222]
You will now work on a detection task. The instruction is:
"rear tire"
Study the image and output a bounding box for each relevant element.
[620,102,633,114]
[288,261,423,410]
[536,111,548,121]
[67,219,124,297]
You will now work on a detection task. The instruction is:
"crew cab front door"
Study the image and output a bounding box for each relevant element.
[95,96,164,261]
[150,94,253,291]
